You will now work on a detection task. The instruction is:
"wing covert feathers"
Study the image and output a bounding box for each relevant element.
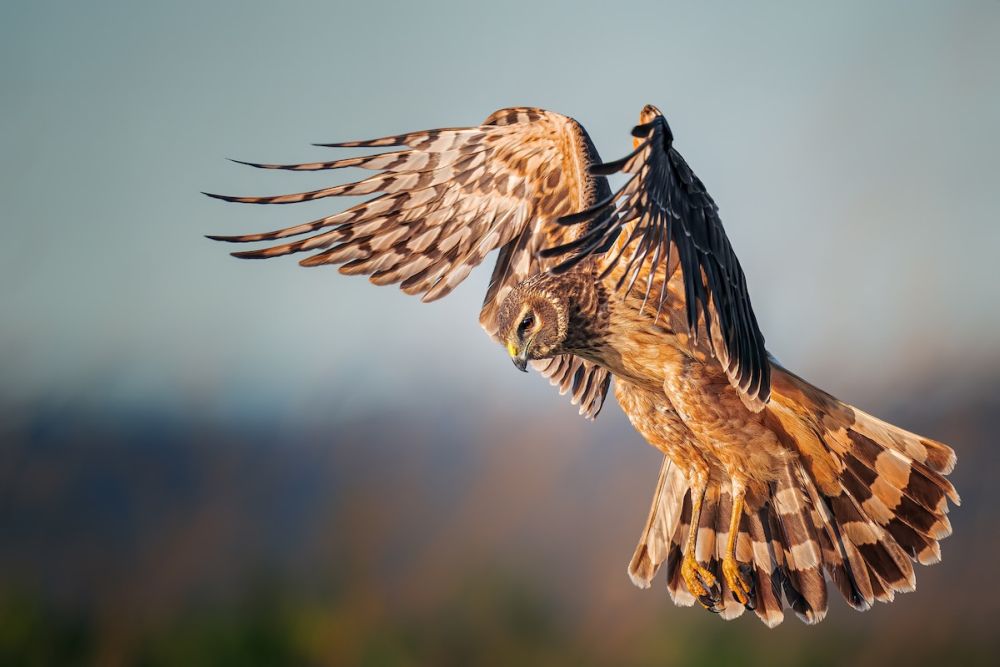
[208,108,587,303]
[208,107,611,417]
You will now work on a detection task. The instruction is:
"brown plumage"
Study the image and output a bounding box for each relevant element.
[206,107,613,418]
[207,104,959,627]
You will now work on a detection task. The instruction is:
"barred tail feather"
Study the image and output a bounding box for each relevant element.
[664,493,697,607]
[713,487,747,620]
[767,364,957,612]
[745,507,784,627]
[628,364,957,627]
[770,464,828,623]
[628,457,688,588]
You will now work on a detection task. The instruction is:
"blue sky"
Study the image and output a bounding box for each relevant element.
[2,0,998,417]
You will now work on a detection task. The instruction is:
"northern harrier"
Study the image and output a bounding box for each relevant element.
[206,105,958,626]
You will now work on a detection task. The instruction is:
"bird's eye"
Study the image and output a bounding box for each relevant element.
[518,313,534,337]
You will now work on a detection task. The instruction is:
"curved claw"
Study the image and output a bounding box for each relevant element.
[682,557,721,610]
[723,557,754,608]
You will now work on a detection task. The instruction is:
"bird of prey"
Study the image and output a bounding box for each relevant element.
[206,104,958,627]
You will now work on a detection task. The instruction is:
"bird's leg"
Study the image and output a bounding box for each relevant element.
[722,479,753,606]
[679,466,717,604]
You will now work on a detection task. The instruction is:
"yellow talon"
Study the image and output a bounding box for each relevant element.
[723,557,752,606]
[680,555,716,599]
[720,481,752,606]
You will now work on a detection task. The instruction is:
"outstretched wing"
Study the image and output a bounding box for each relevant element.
[544,105,769,411]
[475,110,613,419]
[206,107,611,418]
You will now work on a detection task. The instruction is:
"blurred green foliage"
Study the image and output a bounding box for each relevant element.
[2,571,997,667]
[1,389,997,666]
[0,593,92,667]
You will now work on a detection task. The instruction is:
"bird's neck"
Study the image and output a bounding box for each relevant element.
[559,270,610,356]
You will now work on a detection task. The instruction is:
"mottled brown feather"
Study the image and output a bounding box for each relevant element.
[208,107,612,417]
[209,105,960,629]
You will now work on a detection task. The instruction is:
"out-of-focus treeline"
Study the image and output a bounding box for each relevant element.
[3,1,999,665]
[1,374,996,666]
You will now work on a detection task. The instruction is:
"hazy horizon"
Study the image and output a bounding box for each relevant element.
[2,3,999,664]
[2,0,999,420]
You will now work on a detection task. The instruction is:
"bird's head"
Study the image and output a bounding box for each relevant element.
[496,274,571,372]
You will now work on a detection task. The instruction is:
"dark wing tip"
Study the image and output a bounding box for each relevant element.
[230,249,271,260]
[227,158,271,169]
[311,140,369,148]
[556,208,599,226]
[588,139,649,177]
[630,121,656,138]
[202,191,240,202]
[547,252,589,275]
[206,234,253,243]
[556,193,616,226]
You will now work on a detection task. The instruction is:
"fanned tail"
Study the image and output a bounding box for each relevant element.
[766,365,957,608]
[628,365,958,627]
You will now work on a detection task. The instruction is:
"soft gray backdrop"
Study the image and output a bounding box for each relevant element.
[2,1,998,419]
[2,3,999,664]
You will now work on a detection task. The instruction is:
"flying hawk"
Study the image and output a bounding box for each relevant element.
[206,105,958,626]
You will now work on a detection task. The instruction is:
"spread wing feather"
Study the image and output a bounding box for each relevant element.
[544,106,770,410]
[207,107,610,418]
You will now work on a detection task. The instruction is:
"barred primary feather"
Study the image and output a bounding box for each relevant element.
[544,105,770,412]
[207,107,613,418]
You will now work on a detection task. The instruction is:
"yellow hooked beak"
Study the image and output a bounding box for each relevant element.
[507,341,529,372]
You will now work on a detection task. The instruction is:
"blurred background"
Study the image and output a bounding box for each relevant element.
[2,1,999,664]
